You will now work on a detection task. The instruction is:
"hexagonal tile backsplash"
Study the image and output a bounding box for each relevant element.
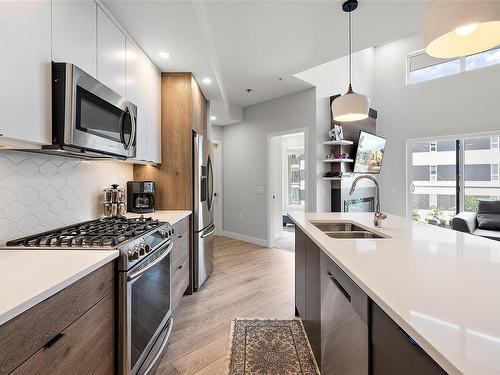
[0,150,133,245]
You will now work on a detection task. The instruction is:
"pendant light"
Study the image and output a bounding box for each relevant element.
[423,1,500,59]
[332,0,370,123]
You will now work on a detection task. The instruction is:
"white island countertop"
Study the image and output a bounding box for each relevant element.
[125,210,191,225]
[0,250,118,325]
[289,212,500,375]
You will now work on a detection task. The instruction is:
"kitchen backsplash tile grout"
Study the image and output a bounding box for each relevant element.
[0,150,133,245]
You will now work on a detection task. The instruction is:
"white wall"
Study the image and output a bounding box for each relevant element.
[374,33,500,216]
[221,88,316,243]
[0,150,133,244]
[295,48,376,212]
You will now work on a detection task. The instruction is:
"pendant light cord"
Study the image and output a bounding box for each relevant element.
[348,11,352,91]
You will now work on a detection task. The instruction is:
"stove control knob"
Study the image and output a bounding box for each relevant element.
[144,243,151,253]
[137,244,145,256]
[128,249,139,261]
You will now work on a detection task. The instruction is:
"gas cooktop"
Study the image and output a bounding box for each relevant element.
[5,216,163,248]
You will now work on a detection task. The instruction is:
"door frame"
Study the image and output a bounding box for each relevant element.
[211,139,223,235]
[267,127,308,248]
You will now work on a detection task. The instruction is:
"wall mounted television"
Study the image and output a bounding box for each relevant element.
[353,131,386,174]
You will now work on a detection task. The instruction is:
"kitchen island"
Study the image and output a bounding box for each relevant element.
[289,212,500,375]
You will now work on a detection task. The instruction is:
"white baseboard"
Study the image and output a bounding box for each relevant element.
[221,230,269,248]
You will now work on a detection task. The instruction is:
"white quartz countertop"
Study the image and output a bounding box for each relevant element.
[289,212,500,375]
[125,210,191,225]
[0,250,118,326]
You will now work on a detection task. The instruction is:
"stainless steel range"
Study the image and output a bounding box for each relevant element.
[5,216,174,375]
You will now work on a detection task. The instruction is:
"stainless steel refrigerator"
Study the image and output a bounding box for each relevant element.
[193,132,215,290]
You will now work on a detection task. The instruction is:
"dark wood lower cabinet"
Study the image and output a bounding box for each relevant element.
[171,224,190,312]
[0,262,114,374]
[12,292,114,375]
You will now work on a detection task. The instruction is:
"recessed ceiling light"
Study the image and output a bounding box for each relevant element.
[158,51,170,59]
[202,78,212,84]
[211,116,216,121]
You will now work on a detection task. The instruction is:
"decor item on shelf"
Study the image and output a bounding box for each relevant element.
[331,0,370,122]
[334,151,350,160]
[328,125,344,140]
[422,1,500,58]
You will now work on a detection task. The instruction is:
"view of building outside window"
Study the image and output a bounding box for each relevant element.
[411,140,456,226]
[287,153,305,206]
[464,137,500,212]
[411,136,500,226]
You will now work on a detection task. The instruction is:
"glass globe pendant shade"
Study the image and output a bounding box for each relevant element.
[332,85,370,122]
[423,0,500,58]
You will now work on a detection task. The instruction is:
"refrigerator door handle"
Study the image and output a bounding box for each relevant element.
[201,225,216,239]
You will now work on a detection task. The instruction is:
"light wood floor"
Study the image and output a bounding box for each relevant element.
[154,235,295,375]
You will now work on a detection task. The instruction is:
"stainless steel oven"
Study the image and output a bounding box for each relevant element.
[119,240,173,375]
[49,62,137,159]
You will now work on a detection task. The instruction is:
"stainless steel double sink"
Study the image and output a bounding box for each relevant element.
[310,221,388,239]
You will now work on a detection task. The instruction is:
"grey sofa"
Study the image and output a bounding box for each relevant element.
[450,201,500,241]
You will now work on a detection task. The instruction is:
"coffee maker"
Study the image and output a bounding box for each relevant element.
[127,181,155,213]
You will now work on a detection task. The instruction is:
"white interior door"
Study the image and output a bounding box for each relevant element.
[212,141,223,235]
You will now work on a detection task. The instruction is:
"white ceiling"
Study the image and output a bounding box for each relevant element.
[104,0,430,125]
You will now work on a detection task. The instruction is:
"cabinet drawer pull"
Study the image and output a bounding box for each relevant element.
[328,272,351,302]
[178,235,182,238]
[178,264,183,270]
[44,333,65,348]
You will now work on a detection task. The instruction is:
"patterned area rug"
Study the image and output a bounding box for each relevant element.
[227,318,320,375]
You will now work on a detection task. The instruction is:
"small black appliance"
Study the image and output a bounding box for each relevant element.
[127,181,155,213]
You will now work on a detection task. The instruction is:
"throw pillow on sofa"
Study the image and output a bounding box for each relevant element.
[477,200,500,230]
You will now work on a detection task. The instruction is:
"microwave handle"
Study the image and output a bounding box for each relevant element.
[123,104,136,151]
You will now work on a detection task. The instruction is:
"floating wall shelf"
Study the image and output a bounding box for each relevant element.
[323,140,354,146]
[323,177,342,181]
[322,159,354,163]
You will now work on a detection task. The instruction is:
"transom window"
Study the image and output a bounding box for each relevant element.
[406,47,500,85]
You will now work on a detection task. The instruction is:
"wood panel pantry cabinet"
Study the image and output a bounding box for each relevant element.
[0,1,161,163]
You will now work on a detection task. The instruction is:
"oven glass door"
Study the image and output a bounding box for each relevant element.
[76,86,134,147]
[130,250,171,370]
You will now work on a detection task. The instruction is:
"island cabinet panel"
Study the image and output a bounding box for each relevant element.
[371,302,446,375]
[320,252,369,375]
[0,262,114,374]
[11,292,114,375]
[295,227,306,318]
[304,236,321,366]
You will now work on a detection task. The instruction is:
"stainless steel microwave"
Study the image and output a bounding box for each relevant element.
[47,62,137,160]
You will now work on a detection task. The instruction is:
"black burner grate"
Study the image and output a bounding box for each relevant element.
[6,216,162,248]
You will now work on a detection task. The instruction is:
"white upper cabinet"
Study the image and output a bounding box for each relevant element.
[97,6,126,97]
[52,0,97,77]
[0,1,51,146]
[147,64,162,164]
[126,40,148,161]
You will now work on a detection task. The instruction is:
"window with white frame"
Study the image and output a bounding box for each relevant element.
[429,141,437,152]
[492,164,499,182]
[407,46,500,85]
[491,136,499,150]
[430,165,437,182]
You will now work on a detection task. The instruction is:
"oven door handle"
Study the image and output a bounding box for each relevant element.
[127,242,173,282]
